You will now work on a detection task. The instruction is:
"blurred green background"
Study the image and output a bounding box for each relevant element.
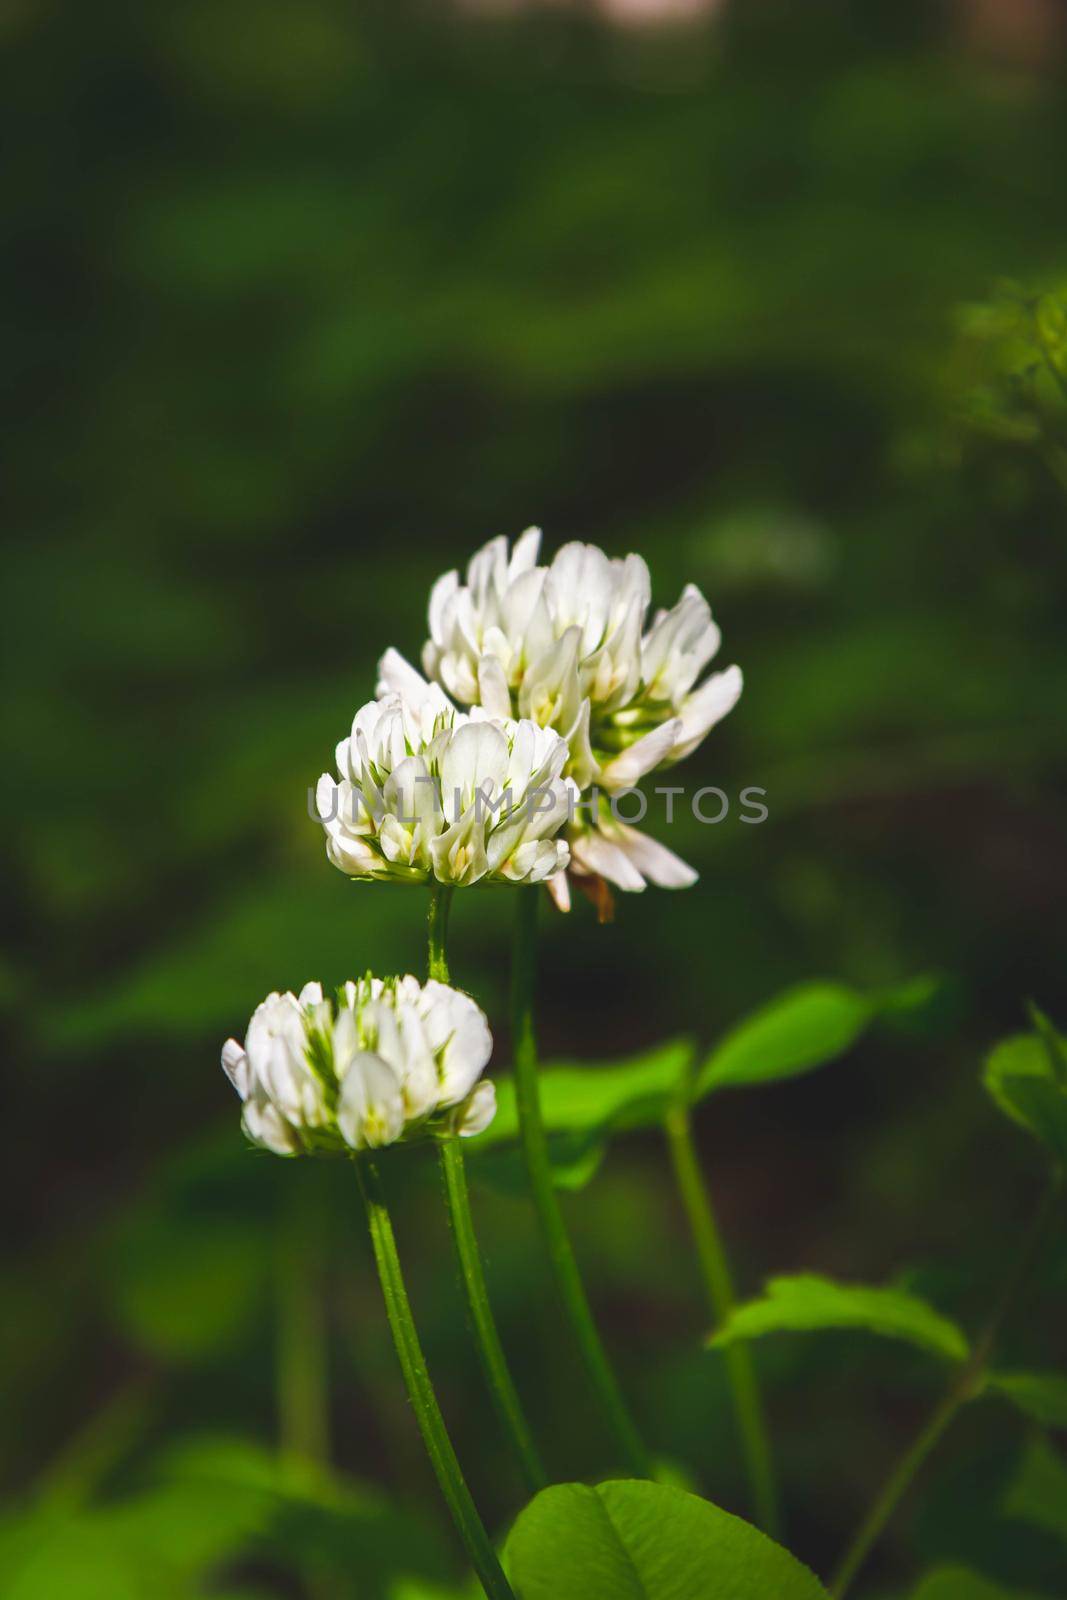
[4,0,1067,1595]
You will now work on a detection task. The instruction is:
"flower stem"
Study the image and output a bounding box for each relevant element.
[510,887,651,1478]
[356,1156,515,1600]
[831,1170,1064,1599]
[428,883,454,982]
[439,1134,547,1494]
[428,879,546,1492]
[664,1103,779,1537]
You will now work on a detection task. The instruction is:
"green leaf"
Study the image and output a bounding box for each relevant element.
[986,1372,1067,1428]
[1004,1435,1067,1547]
[504,1480,827,1600]
[984,1034,1067,1166]
[1027,1005,1067,1088]
[708,1275,969,1362]
[694,978,933,1100]
[911,1568,1053,1600]
[475,1040,695,1151]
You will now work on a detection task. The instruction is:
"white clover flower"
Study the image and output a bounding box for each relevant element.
[315,687,575,888]
[221,976,496,1156]
[378,528,742,898]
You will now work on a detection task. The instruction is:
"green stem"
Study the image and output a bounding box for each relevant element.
[356,1157,515,1600]
[510,887,651,1478]
[428,883,454,982]
[277,1173,330,1468]
[439,1134,547,1494]
[664,1104,779,1536]
[831,1170,1064,1599]
[428,880,545,1489]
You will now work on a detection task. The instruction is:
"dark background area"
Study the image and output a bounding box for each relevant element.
[3,1,1067,1595]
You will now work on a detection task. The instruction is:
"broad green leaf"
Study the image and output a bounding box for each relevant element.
[1027,1005,1067,1087]
[694,978,935,1100]
[504,1480,827,1600]
[709,1275,969,1362]
[986,1372,1067,1428]
[1004,1435,1067,1547]
[984,1034,1067,1166]
[0,1482,268,1600]
[911,1568,1053,1600]
[476,1039,695,1150]
[469,1134,606,1196]
[159,1433,451,1585]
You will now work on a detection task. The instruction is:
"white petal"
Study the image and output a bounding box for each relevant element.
[242,1094,301,1156]
[477,654,513,720]
[428,569,459,646]
[509,525,543,578]
[609,821,698,889]
[337,1052,406,1149]
[545,870,572,913]
[221,1039,249,1099]
[456,1080,497,1137]
[435,996,492,1107]
[672,666,743,762]
[598,718,682,789]
[570,829,647,892]
[377,647,438,711]
[438,720,510,812]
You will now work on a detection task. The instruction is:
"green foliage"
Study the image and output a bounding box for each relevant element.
[473,977,935,1191]
[504,1481,828,1600]
[709,1274,969,1362]
[693,978,932,1098]
[984,1023,1067,1167]
[6,1,1067,1592]
[911,1569,1053,1600]
[0,1434,451,1600]
[986,1374,1067,1430]
[955,282,1067,476]
[1004,1437,1067,1549]
[107,1215,272,1362]
[481,1040,694,1148]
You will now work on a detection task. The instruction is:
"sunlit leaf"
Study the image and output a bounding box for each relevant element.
[1004,1435,1067,1547]
[911,1568,1053,1600]
[984,1033,1067,1167]
[504,1480,828,1600]
[475,1040,694,1151]
[694,977,934,1100]
[986,1372,1067,1429]
[709,1275,969,1362]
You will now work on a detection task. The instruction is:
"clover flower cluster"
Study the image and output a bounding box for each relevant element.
[221,976,495,1156]
[224,526,741,1154]
[315,682,575,888]
[377,527,742,900]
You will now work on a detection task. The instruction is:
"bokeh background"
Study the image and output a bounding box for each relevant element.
[4,0,1067,1595]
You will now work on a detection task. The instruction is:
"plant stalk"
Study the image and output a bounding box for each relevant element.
[831,1170,1064,1599]
[356,1156,515,1600]
[428,879,546,1491]
[439,1134,547,1493]
[510,886,651,1478]
[664,1103,779,1536]
[428,883,453,982]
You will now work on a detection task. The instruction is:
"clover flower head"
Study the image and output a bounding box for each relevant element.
[316,688,576,888]
[378,528,742,898]
[401,526,742,789]
[221,976,496,1156]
